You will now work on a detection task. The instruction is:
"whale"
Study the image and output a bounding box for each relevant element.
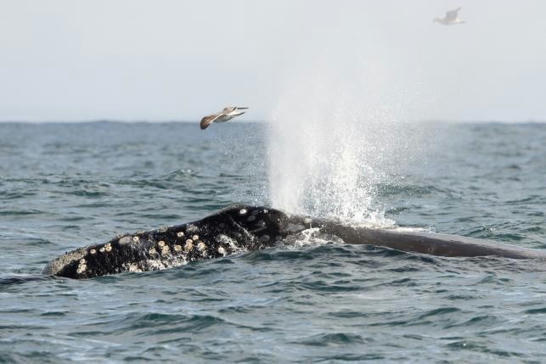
[43,205,546,279]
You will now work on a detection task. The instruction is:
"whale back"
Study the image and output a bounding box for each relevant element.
[43,205,289,279]
[43,205,546,279]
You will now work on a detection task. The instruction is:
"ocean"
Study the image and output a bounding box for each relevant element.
[0,121,545,362]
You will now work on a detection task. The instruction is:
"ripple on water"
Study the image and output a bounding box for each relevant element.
[1,122,546,362]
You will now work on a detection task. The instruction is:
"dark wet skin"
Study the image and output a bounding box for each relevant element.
[43,205,306,279]
[44,205,546,279]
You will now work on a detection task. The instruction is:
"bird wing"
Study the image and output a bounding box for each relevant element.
[226,106,249,118]
[445,7,461,21]
[200,113,223,129]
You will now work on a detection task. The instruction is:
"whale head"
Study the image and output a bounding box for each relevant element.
[203,205,290,239]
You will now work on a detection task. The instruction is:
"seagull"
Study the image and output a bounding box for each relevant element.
[433,7,465,25]
[199,106,249,130]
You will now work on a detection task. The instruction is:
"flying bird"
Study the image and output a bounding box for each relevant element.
[200,106,249,130]
[433,7,465,25]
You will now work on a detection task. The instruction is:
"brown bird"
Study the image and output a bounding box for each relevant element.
[200,106,249,130]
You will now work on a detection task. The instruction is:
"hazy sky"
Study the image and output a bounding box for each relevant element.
[1,0,545,122]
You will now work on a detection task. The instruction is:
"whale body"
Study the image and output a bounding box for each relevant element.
[43,205,546,279]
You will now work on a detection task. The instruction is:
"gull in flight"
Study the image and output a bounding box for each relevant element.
[199,106,249,130]
[433,7,465,25]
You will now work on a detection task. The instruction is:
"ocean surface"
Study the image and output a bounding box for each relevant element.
[0,121,545,362]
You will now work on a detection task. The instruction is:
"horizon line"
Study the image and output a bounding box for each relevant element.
[0,119,545,125]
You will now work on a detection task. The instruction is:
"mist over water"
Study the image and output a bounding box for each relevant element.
[267,56,425,225]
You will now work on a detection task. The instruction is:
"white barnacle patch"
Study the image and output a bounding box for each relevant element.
[174,244,182,252]
[89,248,96,255]
[127,263,142,273]
[99,247,105,253]
[184,240,194,252]
[239,208,247,215]
[216,234,239,251]
[158,226,168,233]
[217,246,227,256]
[197,241,208,257]
[186,224,198,233]
[161,245,170,256]
[104,243,112,252]
[192,234,199,241]
[247,215,256,222]
[176,231,185,238]
[118,236,132,245]
[132,236,140,243]
[304,217,312,224]
[157,240,166,248]
[149,247,158,255]
[77,259,87,274]
[141,254,188,272]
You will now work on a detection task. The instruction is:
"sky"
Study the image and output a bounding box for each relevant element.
[1,0,545,122]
